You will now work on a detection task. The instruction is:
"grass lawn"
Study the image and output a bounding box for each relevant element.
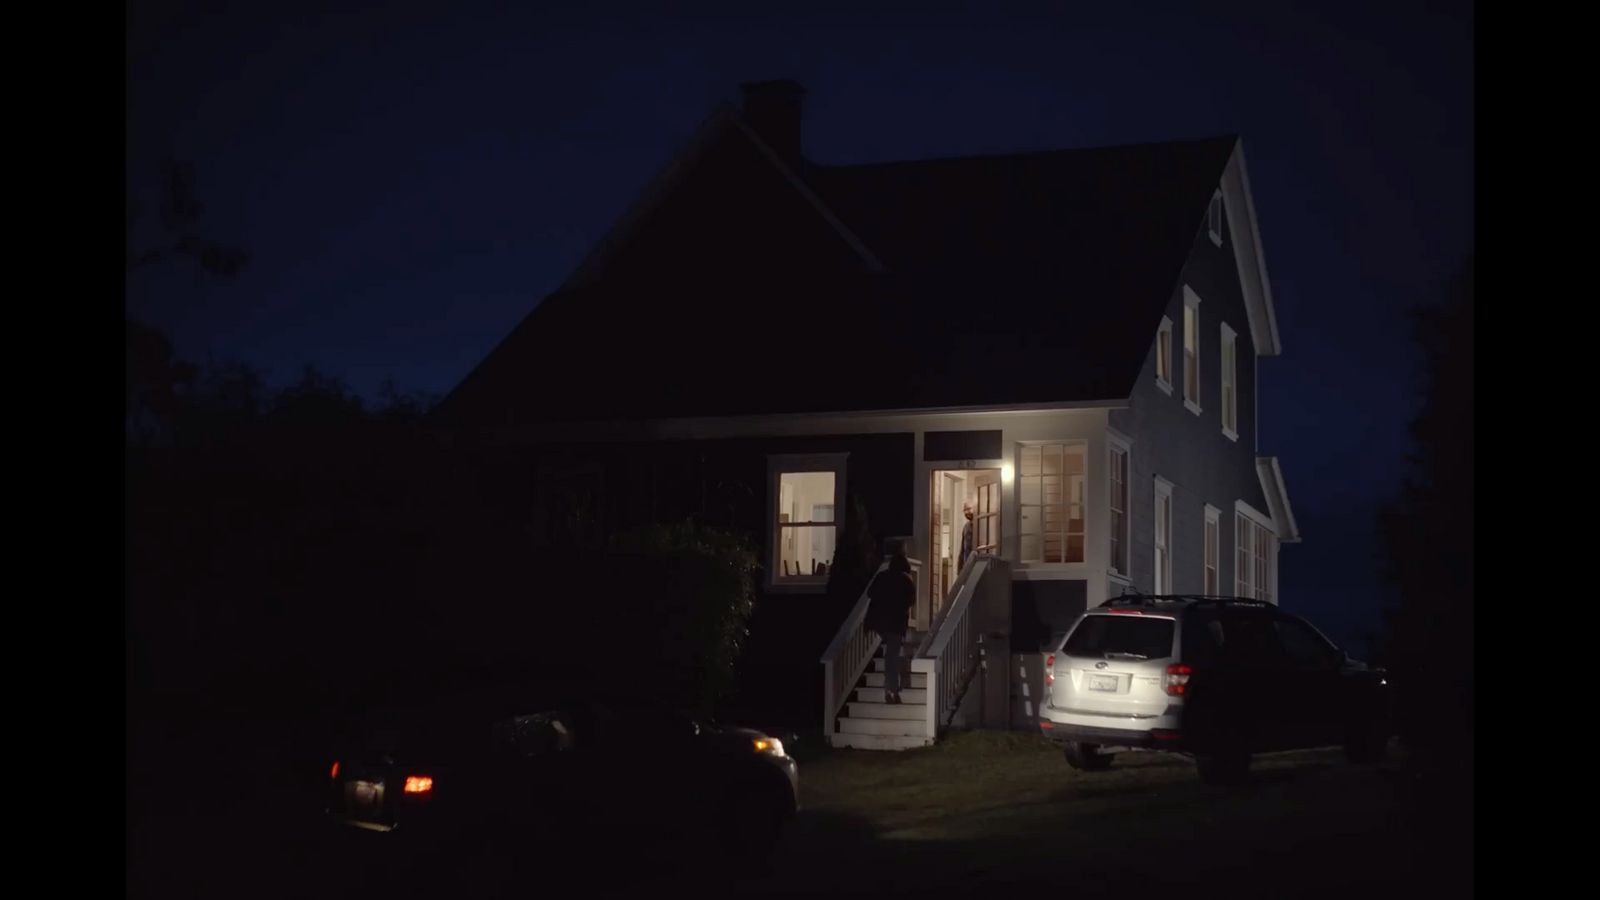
[737,730,1464,896]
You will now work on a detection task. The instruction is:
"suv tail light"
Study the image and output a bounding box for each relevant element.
[1045,654,1055,686]
[1164,663,1192,696]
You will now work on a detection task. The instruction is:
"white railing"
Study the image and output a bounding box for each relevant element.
[912,555,993,736]
[819,558,922,737]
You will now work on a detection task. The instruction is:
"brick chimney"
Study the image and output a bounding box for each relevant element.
[739,80,806,167]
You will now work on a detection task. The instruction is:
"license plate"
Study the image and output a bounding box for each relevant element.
[347,780,385,814]
[1089,674,1119,692]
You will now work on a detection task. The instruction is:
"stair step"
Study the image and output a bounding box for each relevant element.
[855,687,927,704]
[827,732,933,751]
[875,637,925,657]
[868,657,914,673]
[846,701,927,720]
[863,672,928,689]
[838,716,929,737]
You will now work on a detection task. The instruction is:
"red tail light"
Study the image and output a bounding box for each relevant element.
[1164,663,1192,696]
[403,776,434,794]
[330,761,340,780]
[1045,654,1056,686]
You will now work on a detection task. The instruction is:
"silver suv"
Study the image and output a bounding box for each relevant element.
[1037,595,1391,784]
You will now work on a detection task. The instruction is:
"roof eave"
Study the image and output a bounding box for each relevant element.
[1256,456,1301,543]
[1222,139,1283,357]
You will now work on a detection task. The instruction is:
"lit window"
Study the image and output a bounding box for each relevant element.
[1019,443,1086,564]
[1183,287,1201,413]
[1155,317,1174,394]
[1221,322,1238,440]
[1154,478,1173,593]
[769,454,846,588]
[1207,190,1223,246]
[1109,443,1129,576]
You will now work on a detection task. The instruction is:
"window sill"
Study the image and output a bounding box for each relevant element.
[1155,378,1173,396]
[1222,426,1238,442]
[1184,399,1202,416]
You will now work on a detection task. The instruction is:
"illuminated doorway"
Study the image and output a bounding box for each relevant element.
[928,467,1001,623]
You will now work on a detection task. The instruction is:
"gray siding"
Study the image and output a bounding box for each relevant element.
[1110,202,1270,597]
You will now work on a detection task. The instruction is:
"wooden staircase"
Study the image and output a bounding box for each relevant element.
[830,630,932,750]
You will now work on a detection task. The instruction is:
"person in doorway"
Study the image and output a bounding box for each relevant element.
[866,544,916,703]
[959,502,975,571]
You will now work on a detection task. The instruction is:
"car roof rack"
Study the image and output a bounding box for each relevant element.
[1097,593,1272,609]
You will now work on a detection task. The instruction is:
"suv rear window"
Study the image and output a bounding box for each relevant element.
[1063,614,1175,659]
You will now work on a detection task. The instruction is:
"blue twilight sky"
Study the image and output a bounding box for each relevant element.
[125,0,1474,653]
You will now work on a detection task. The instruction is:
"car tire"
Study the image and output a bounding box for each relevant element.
[1062,742,1115,771]
[1196,751,1251,785]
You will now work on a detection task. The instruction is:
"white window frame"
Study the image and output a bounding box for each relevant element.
[1220,322,1238,442]
[1107,432,1131,579]
[1234,500,1278,603]
[766,453,847,593]
[1182,286,1202,415]
[1207,189,1224,247]
[1017,441,1088,566]
[1203,504,1220,594]
[1153,476,1174,594]
[1154,316,1174,395]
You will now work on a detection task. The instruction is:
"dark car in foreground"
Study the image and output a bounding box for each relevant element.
[1037,595,1391,784]
[324,687,799,868]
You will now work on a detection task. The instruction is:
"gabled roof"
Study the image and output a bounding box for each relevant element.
[806,136,1237,279]
[563,104,883,290]
[440,115,1257,427]
[1256,456,1301,543]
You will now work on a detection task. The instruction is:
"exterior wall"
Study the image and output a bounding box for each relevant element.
[505,405,1122,729]
[1109,204,1271,600]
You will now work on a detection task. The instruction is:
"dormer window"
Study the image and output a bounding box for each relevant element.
[1207,190,1223,247]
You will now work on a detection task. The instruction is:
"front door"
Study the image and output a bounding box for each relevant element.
[927,468,1002,625]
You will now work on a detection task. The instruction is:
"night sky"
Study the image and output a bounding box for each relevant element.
[125,0,1474,653]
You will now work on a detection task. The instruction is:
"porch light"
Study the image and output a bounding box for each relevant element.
[1000,463,1014,484]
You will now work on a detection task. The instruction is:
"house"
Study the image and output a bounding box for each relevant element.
[437,80,1301,749]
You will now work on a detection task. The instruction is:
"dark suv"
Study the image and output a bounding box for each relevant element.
[1037,595,1391,784]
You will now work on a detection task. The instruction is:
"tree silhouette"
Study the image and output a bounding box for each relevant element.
[1376,254,1473,778]
[126,159,249,277]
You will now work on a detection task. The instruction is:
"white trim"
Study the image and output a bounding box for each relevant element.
[1154,316,1175,395]
[1203,504,1221,595]
[1220,321,1239,441]
[1234,498,1274,533]
[1153,476,1174,594]
[766,453,848,593]
[1221,140,1283,357]
[1207,189,1224,247]
[1106,432,1131,579]
[1016,440,1089,565]
[1182,287,1202,414]
[1233,507,1278,605]
[1255,457,1302,543]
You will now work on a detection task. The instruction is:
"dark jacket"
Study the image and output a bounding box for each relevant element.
[866,565,915,636]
